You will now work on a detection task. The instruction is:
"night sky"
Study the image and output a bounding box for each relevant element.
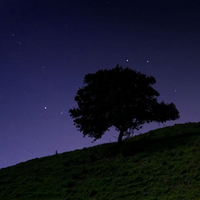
[1,0,200,169]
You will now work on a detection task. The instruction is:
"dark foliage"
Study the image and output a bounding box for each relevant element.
[69,65,179,144]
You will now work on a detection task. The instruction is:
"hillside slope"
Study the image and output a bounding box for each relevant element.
[1,122,200,200]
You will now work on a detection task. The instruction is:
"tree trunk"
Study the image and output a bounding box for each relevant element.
[118,130,124,145]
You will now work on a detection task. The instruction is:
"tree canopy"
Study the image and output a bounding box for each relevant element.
[69,65,180,144]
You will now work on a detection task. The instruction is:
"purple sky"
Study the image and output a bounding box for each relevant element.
[1,0,200,169]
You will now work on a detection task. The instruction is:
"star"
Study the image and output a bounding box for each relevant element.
[44,106,47,110]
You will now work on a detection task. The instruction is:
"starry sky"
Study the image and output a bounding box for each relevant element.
[1,0,200,169]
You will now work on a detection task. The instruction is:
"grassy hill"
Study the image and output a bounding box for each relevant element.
[1,122,200,200]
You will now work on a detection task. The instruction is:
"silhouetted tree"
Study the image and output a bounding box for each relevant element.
[69,65,179,145]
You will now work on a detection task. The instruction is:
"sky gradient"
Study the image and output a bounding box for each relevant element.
[1,0,200,169]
